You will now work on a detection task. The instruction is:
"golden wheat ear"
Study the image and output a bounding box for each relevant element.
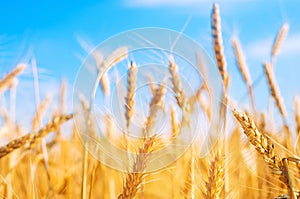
[264,62,287,118]
[125,61,137,131]
[232,37,256,114]
[211,3,229,87]
[0,64,26,94]
[203,151,225,199]
[271,23,289,59]
[118,135,158,199]
[0,114,73,159]
[232,109,297,198]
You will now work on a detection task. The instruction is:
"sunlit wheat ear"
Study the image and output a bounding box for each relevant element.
[232,37,252,87]
[146,74,156,96]
[32,95,52,131]
[125,61,137,131]
[232,109,280,170]
[211,3,229,88]
[144,80,167,137]
[232,109,297,198]
[0,64,26,94]
[118,135,158,199]
[232,37,256,113]
[271,23,289,58]
[295,97,300,135]
[97,47,128,96]
[203,151,225,199]
[59,80,67,115]
[0,114,73,159]
[264,62,287,118]
[169,56,186,109]
[169,56,192,126]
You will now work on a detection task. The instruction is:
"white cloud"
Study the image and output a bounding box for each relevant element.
[246,33,300,60]
[126,0,252,7]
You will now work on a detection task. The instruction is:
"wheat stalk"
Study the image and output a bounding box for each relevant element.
[0,114,73,159]
[271,23,289,58]
[182,158,193,198]
[170,105,180,140]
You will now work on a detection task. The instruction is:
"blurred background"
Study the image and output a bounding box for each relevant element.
[0,0,300,129]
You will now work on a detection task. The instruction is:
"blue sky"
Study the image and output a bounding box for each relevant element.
[1,0,300,127]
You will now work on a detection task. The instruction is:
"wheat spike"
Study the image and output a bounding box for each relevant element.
[32,95,52,131]
[232,109,297,198]
[295,97,300,134]
[211,3,229,87]
[97,47,128,96]
[0,64,26,94]
[232,37,256,113]
[232,109,282,172]
[271,23,289,58]
[59,80,67,115]
[169,56,191,125]
[264,62,287,118]
[232,37,252,87]
[125,61,137,131]
[146,74,156,96]
[169,56,187,109]
[118,135,157,199]
[144,80,166,137]
[0,114,73,159]
[203,151,225,199]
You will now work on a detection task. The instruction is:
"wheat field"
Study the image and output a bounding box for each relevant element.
[0,3,299,199]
